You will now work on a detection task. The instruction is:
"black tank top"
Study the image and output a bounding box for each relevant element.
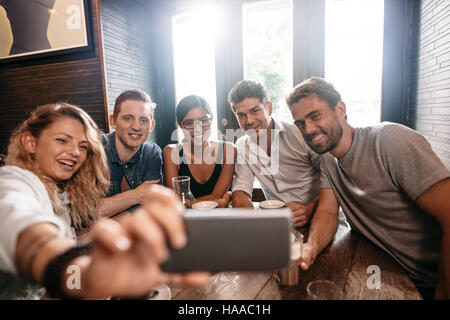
[178,142,223,198]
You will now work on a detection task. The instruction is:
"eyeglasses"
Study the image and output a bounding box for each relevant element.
[181,115,212,129]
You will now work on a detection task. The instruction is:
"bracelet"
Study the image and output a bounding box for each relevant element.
[43,244,91,300]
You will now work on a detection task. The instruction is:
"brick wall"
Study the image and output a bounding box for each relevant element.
[99,0,159,142]
[414,0,450,168]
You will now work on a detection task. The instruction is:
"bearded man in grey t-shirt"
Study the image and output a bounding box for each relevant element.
[286,77,450,300]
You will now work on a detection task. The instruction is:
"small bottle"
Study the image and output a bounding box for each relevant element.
[172,176,195,208]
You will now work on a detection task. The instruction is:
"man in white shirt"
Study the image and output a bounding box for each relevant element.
[229,80,321,227]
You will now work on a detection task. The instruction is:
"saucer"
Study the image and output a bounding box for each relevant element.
[192,201,219,210]
[108,284,171,300]
[149,284,171,300]
[259,200,285,209]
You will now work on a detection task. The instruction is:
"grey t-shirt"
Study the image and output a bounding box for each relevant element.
[320,122,450,288]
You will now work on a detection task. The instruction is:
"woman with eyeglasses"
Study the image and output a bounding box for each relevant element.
[163,95,236,207]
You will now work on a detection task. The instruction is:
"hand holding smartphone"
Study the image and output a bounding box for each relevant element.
[161,208,292,273]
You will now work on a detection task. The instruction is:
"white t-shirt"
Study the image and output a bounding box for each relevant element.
[0,166,73,276]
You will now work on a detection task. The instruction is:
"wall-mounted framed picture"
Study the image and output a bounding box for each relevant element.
[0,0,92,64]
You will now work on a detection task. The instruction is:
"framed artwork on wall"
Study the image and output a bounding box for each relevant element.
[0,0,91,63]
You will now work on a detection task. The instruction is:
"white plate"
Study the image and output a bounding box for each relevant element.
[192,201,219,210]
[259,200,285,209]
[149,284,171,300]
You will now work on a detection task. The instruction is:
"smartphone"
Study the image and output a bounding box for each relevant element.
[161,208,292,273]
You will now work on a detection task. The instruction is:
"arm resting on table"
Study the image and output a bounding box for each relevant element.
[300,188,339,270]
[287,196,320,228]
[97,180,160,218]
[232,190,253,208]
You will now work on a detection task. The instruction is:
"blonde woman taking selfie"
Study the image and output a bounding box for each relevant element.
[0,103,207,299]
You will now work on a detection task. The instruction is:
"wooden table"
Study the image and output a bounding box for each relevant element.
[170,218,422,300]
[77,206,422,300]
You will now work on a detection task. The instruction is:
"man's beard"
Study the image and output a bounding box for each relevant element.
[304,122,343,154]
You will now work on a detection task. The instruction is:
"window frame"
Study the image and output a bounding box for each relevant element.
[149,0,417,147]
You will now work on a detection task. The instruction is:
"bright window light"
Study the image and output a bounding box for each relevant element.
[243,0,294,124]
[172,8,218,139]
[325,0,385,127]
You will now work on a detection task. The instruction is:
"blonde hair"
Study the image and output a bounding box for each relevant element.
[5,103,110,230]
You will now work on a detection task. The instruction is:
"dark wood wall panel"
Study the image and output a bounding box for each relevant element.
[0,0,108,155]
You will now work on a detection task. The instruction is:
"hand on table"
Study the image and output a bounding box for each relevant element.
[216,191,232,208]
[286,202,311,227]
[81,184,209,299]
[298,242,318,271]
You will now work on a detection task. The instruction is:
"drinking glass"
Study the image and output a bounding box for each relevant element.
[306,280,345,300]
[278,230,303,286]
[172,176,195,208]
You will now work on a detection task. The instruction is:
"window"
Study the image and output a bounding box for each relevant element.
[325,0,385,127]
[166,0,387,143]
[243,0,293,123]
[172,8,219,139]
